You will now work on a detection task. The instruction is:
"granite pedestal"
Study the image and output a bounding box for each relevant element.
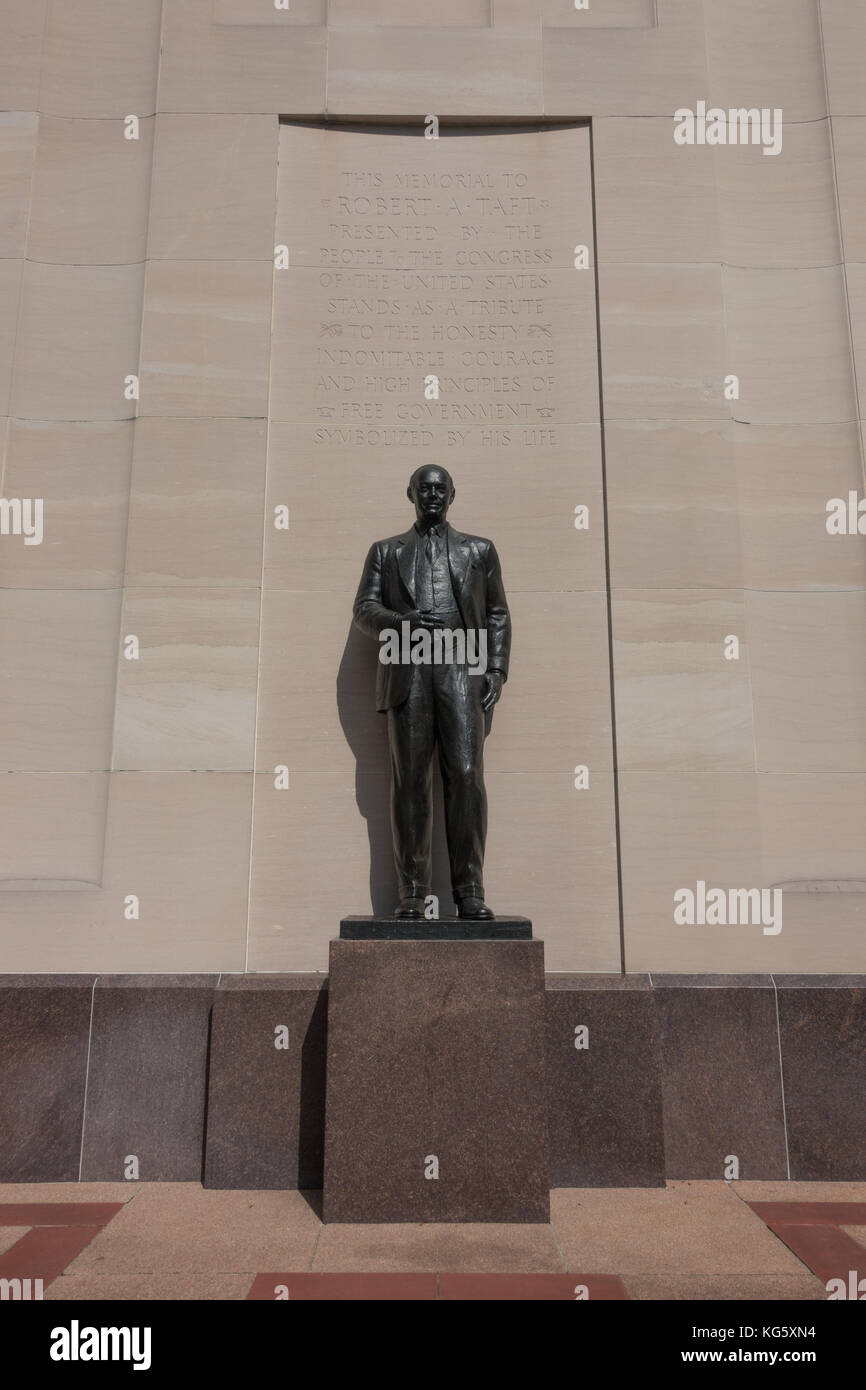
[340,915,532,940]
[322,926,548,1223]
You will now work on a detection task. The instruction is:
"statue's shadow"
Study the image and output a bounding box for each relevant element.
[336,623,457,917]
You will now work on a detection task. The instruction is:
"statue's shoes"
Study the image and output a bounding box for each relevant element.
[456,897,495,921]
[394,897,426,919]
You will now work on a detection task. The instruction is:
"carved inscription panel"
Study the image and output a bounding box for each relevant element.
[273,123,600,450]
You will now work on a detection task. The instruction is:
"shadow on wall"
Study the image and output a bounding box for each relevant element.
[336,622,457,917]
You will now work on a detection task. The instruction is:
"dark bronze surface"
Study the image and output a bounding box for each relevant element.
[353,466,511,917]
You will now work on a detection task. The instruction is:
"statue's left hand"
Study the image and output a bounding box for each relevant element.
[481,670,504,713]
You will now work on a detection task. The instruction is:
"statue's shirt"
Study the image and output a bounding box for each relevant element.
[414,523,462,625]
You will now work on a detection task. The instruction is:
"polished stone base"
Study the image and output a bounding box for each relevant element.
[203,975,327,1190]
[3,973,865,1188]
[322,937,549,1223]
[340,915,532,940]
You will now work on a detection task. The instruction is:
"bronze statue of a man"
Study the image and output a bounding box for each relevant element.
[353,465,511,921]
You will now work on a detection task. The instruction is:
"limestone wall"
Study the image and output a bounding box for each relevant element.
[1,0,864,972]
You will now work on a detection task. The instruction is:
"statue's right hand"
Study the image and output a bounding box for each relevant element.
[405,609,438,631]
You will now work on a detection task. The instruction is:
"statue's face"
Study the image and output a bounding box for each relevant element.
[408,467,454,527]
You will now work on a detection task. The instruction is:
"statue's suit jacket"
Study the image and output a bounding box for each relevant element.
[353,522,511,712]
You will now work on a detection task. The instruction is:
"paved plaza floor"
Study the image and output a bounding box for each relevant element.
[2,1180,865,1300]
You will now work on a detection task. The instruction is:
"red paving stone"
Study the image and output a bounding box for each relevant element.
[0,1202,125,1293]
[0,1203,124,1227]
[745,1200,866,1291]
[0,1225,104,1288]
[765,1224,866,1287]
[748,1202,866,1228]
[438,1273,628,1300]
[247,1273,437,1300]
[247,1272,628,1300]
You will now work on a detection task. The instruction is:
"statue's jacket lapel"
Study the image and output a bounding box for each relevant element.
[394,527,418,606]
[389,523,482,631]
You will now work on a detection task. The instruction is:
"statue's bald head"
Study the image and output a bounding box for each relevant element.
[407,465,455,528]
[409,464,453,495]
